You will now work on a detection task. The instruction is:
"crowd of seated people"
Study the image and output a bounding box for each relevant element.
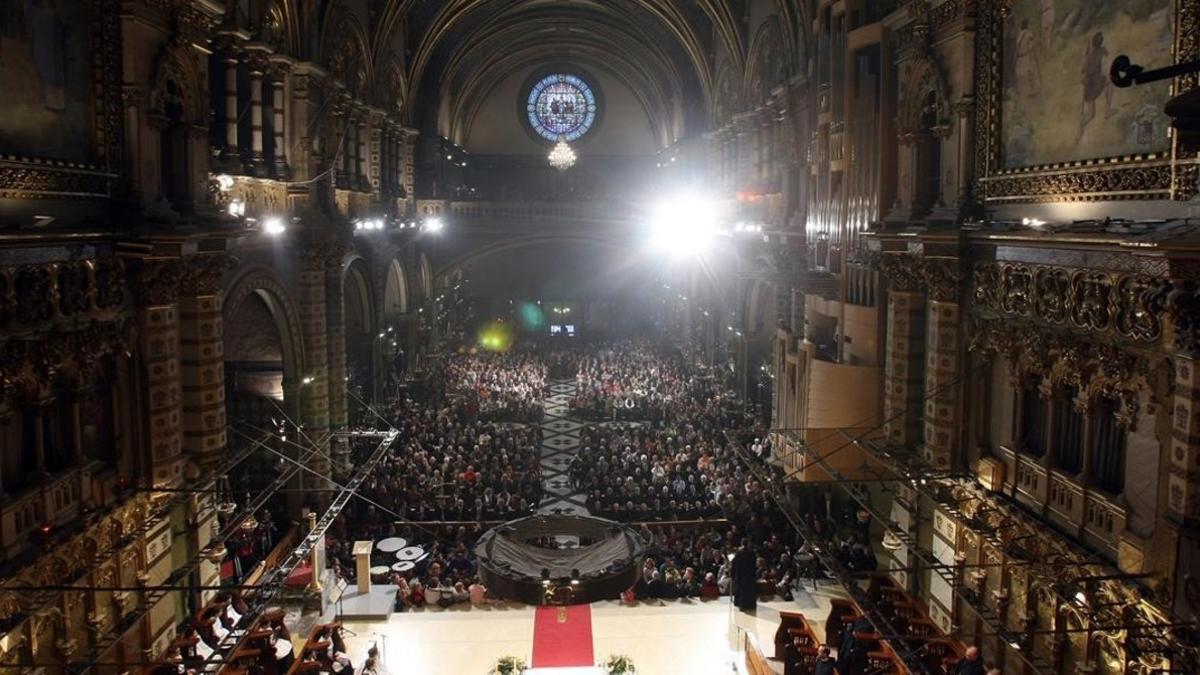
[567,343,873,603]
[443,349,547,422]
[570,341,687,420]
[324,340,875,613]
[322,350,550,611]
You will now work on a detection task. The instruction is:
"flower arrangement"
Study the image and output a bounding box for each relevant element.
[601,654,636,674]
[489,655,527,675]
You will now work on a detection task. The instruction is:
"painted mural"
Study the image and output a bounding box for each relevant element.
[1000,0,1173,168]
[0,0,94,162]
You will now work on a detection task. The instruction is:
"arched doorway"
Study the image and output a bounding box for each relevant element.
[342,259,376,422]
[382,258,413,387]
[222,268,305,516]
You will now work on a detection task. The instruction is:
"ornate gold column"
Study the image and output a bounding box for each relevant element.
[1168,286,1200,522]
[246,51,268,175]
[356,114,368,192]
[270,62,291,179]
[219,45,241,169]
[178,255,230,472]
[135,260,186,486]
[879,254,926,447]
[922,258,964,469]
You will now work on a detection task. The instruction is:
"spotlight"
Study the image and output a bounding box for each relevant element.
[1022,217,1047,228]
[423,217,444,234]
[227,198,246,217]
[262,216,286,236]
[215,174,235,192]
[301,376,315,385]
[646,193,721,257]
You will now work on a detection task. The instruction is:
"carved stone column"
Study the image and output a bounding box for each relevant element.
[245,51,269,175]
[135,260,186,486]
[355,114,368,191]
[296,245,332,497]
[879,254,926,447]
[1168,284,1200,522]
[178,255,230,472]
[402,129,417,209]
[398,128,408,195]
[0,402,9,496]
[270,64,291,179]
[325,250,348,431]
[368,117,381,195]
[379,127,390,196]
[922,258,964,469]
[28,395,51,479]
[219,47,241,169]
[338,109,353,190]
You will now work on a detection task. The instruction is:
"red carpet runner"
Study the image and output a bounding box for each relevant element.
[531,605,594,668]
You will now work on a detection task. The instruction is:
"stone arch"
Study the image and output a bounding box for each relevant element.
[744,17,789,104]
[713,61,740,126]
[322,6,371,95]
[748,281,780,335]
[383,257,410,318]
[342,256,376,413]
[434,234,626,280]
[378,57,407,118]
[148,36,207,126]
[222,265,305,397]
[898,55,952,139]
[418,253,434,300]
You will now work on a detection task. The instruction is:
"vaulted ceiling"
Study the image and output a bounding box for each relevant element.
[249,0,807,147]
[373,0,765,143]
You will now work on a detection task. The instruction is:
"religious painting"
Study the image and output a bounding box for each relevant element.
[0,0,95,162]
[999,0,1173,168]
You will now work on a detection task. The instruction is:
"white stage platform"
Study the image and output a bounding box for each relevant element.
[333,584,397,621]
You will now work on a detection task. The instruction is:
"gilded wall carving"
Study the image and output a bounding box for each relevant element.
[973,261,1170,343]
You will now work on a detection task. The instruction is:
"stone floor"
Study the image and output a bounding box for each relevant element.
[335,589,845,675]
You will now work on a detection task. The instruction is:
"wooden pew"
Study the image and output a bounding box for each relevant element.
[774,610,816,659]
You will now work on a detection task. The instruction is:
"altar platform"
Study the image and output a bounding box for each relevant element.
[331,583,398,622]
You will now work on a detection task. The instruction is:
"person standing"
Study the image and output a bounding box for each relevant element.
[731,538,758,612]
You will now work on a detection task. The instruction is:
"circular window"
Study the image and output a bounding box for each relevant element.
[525,74,598,142]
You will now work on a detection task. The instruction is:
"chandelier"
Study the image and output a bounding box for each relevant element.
[548,137,577,171]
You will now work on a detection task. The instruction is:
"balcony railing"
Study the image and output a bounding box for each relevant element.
[417,199,639,225]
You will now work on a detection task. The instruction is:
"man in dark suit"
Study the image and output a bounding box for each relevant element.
[731,538,757,612]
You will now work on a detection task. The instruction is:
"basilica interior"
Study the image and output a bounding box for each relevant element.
[0,0,1199,674]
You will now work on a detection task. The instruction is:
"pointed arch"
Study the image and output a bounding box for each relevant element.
[383,257,410,318]
[744,17,790,104]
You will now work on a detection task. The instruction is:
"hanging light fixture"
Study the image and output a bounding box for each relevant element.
[215,475,237,516]
[881,530,904,551]
[547,136,577,171]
